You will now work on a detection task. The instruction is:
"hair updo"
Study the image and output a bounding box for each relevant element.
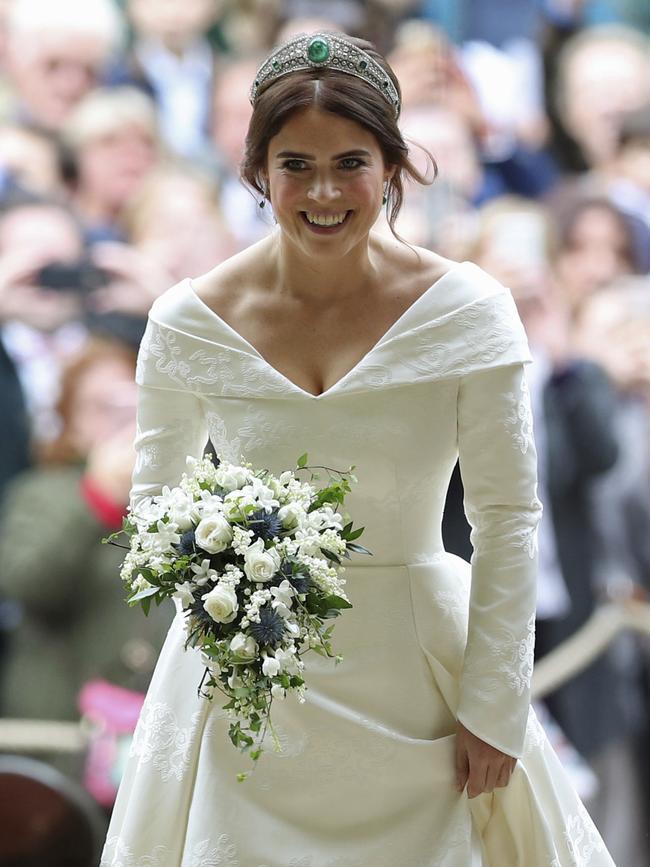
[240,34,436,237]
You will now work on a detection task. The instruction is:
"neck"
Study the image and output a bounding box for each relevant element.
[268,229,383,303]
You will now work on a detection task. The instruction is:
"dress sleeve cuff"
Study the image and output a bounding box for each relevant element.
[80,474,127,530]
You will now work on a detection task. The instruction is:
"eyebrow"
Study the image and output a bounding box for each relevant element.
[274,149,372,160]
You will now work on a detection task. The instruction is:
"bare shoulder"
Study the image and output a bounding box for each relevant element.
[191,236,271,316]
[372,234,461,295]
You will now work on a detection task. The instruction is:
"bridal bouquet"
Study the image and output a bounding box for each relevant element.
[105,452,369,780]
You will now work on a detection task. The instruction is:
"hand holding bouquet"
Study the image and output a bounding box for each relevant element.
[105,452,370,780]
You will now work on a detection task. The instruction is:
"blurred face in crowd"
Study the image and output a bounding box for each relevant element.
[131,171,235,279]
[0,126,62,196]
[560,39,650,167]
[0,203,85,330]
[128,0,223,51]
[400,106,480,198]
[554,204,634,313]
[76,124,157,216]
[67,354,137,456]
[211,60,257,171]
[0,203,82,262]
[6,32,108,130]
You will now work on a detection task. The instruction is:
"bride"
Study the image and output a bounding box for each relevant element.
[102,31,615,867]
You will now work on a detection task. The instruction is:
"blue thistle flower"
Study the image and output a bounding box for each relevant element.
[248,508,283,542]
[248,605,286,647]
[176,530,196,556]
[289,573,311,594]
[280,560,311,594]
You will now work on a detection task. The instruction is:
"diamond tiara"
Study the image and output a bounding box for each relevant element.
[249,33,401,118]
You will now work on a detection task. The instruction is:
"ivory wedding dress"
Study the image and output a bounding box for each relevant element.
[102,261,616,866]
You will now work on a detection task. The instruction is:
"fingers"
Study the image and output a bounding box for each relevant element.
[466,763,488,799]
[459,756,517,798]
[455,743,469,794]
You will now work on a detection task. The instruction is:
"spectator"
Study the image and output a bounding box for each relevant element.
[2,0,125,132]
[62,86,161,244]
[114,0,226,159]
[553,25,650,172]
[209,55,272,249]
[0,123,66,200]
[0,336,171,765]
[124,161,236,283]
[0,196,87,443]
[552,196,642,317]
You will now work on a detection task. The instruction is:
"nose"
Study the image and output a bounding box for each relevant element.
[307,172,341,203]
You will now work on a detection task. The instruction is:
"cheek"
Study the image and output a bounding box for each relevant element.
[348,175,381,204]
[271,176,304,211]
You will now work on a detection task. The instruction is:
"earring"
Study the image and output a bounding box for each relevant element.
[259,184,269,209]
[382,182,389,206]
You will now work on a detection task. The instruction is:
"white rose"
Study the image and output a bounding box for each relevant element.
[229,632,259,660]
[277,502,305,529]
[215,465,251,492]
[243,538,281,583]
[202,585,238,623]
[195,514,233,554]
[262,655,281,677]
[271,683,286,700]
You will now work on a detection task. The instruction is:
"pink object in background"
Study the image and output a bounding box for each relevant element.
[78,679,145,807]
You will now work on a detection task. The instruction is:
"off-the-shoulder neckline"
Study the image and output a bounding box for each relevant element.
[184,260,473,399]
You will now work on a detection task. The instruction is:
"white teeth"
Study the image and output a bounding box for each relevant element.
[304,211,348,226]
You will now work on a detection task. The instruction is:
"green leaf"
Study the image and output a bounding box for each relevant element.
[322,594,353,610]
[346,542,372,555]
[319,548,341,564]
[128,586,160,603]
[346,526,365,541]
[296,452,308,468]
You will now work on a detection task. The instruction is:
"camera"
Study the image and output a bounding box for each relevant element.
[36,259,110,294]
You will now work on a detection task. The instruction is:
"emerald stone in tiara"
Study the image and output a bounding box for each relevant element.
[249,33,401,118]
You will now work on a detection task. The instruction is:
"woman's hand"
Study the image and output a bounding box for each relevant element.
[455,720,517,798]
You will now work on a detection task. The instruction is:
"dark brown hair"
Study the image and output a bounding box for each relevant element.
[240,34,436,237]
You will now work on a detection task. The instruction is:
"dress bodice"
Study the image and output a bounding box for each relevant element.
[130,261,543,757]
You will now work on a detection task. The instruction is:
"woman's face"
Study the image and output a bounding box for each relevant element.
[68,355,137,455]
[555,205,633,313]
[265,107,394,259]
[79,124,157,211]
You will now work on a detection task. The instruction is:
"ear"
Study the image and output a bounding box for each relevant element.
[384,165,397,184]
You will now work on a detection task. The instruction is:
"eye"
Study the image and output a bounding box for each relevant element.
[281,159,308,171]
[339,157,365,170]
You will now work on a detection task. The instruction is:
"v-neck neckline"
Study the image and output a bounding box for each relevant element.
[186,261,469,399]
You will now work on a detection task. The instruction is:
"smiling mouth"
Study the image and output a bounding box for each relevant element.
[300,210,352,232]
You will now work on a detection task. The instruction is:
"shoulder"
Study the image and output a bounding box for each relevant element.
[190,236,271,319]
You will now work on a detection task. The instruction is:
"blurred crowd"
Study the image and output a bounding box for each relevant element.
[0,0,647,862]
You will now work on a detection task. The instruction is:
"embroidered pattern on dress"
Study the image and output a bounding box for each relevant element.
[500,613,536,696]
[205,411,242,464]
[503,371,534,454]
[129,700,203,782]
[464,613,535,701]
[101,836,167,867]
[138,291,530,398]
[188,836,239,867]
[524,709,548,751]
[564,802,606,866]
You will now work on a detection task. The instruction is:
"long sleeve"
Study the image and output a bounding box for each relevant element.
[131,383,208,511]
[456,361,543,758]
[130,308,209,512]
